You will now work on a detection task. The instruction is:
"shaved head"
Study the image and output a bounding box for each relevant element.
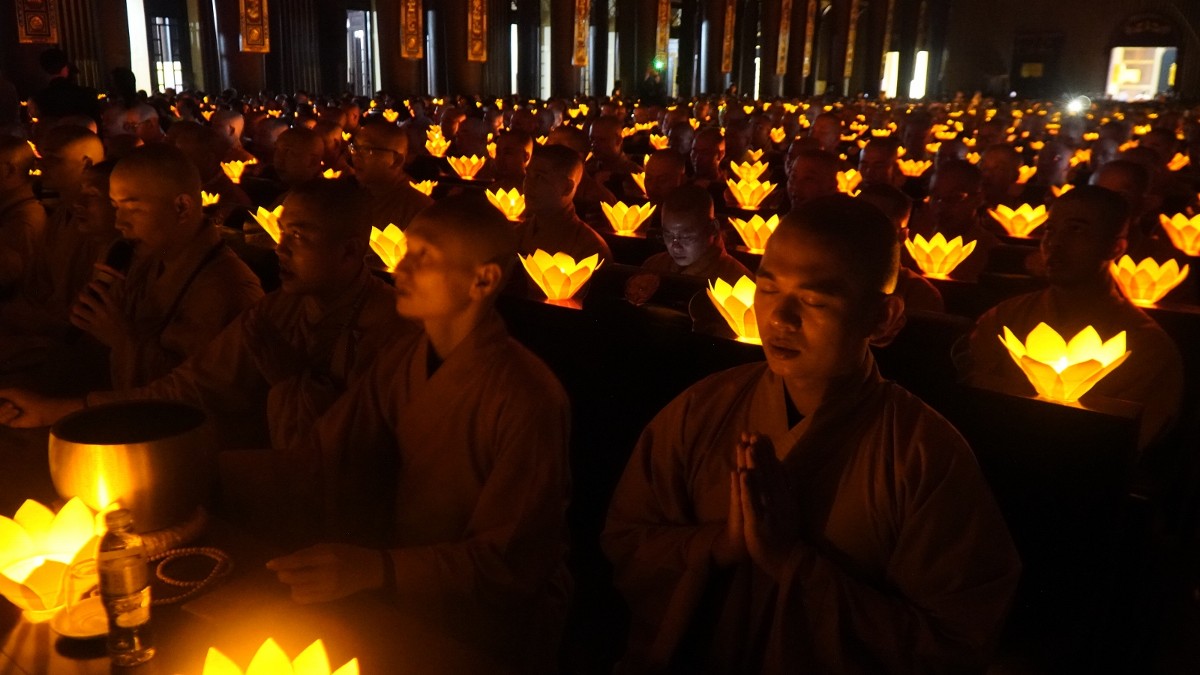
[282,179,372,244]
[408,194,517,273]
[113,143,202,199]
[775,194,899,295]
[0,136,36,176]
[357,122,409,155]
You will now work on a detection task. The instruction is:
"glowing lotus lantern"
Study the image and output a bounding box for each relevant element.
[201,110,215,121]
[1014,165,1037,184]
[1110,255,1190,307]
[688,118,700,130]
[898,159,932,178]
[729,161,769,182]
[519,249,602,302]
[425,135,451,158]
[601,201,655,236]
[251,205,283,244]
[998,323,1130,403]
[26,140,39,158]
[535,135,548,145]
[836,169,862,195]
[988,203,1048,238]
[742,105,755,115]
[221,160,251,184]
[965,152,981,165]
[728,214,779,253]
[447,155,487,180]
[1051,184,1074,198]
[1133,124,1151,136]
[1069,148,1091,168]
[904,233,976,278]
[1118,140,1139,153]
[200,638,358,675]
[485,188,526,221]
[963,137,977,148]
[267,110,282,118]
[935,130,958,141]
[369,224,407,272]
[925,142,942,154]
[487,141,497,159]
[726,178,776,210]
[707,276,760,344]
[649,134,669,150]
[1083,132,1099,142]
[409,180,436,196]
[382,109,399,123]
[769,127,786,144]
[1159,213,1200,255]
[870,128,892,138]
[1029,140,1045,151]
[840,133,860,143]
[28,169,41,177]
[620,127,638,139]
[0,498,97,622]
[1168,153,1190,172]
[745,149,764,162]
[201,191,221,207]
[321,168,342,180]
[340,131,351,142]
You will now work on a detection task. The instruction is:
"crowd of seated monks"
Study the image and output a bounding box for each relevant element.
[0,85,1198,673]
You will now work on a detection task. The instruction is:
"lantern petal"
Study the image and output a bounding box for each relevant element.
[1024,323,1068,363]
[203,647,245,675]
[246,638,292,675]
[45,497,96,556]
[330,658,360,675]
[13,500,55,536]
[292,639,333,675]
[0,518,35,566]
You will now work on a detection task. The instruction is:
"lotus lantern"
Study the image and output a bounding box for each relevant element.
[904,233,977,278]
[487,141,497,159]
[200,638,358,675]
[728,214,779,253]
[769,127,786,144]
[742,105,755,115]
[340,131,351,142]
[201,191,221,207]
[729,161,769,182]
[201,110,215,121]
[1110,255,1190,307]
[1159,213,1200,256]
[221,160,253,184]
[870,128,892,138]
[988,203,1048,238]
[745,149,764,162]
[382,109,399,123]
[1167,153,1190,172]
[519,249,602,302]
[321,168,342,180]
[898,159,932,178]
[409,180,436,196]
[999,323,1130,403]
[0,498,97,622]
[447,155,487,180]
[836,169,862,195]
[425,135,451,158]
[1051,184,1074,198]
[688,119,700,130]
[601,201,655,236]
[726,178,776,210]
[649,134,669,150]
[485,188,526,221]
[1069,149,1091,168]
[369,224,408,272]
[535,136,548,145]
[1016,165,1038,184]
[925,142,942,154]
[707,276,761,344]
[631,172,647,195]
[251,205,283,244]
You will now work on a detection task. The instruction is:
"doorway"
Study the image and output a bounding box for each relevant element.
[346,10,377,96]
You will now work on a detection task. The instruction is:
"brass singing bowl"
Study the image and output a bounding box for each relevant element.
[48,401,213,532]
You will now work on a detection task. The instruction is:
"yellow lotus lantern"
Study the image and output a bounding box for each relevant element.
[578,103,590,116]
[340,131,351,142]
[999,323,1130,403]
[726,178,776,210]
[321,168,342,180]
[485,188,526,221]
[898,159,932,177]
[601,201,656,236]
[963,137,977,148]
[487,141,497,159]
[535,135,548,145]
[409,180,436,196]
[688,118,700,130]
[382,109,399,123]
[447,155,487,180]
[745,149,764,162]
[870,128,892,138]
[742,105,755,115]
[221,160,251,184]
[1051,184,1075,198]
[369,224,408,272]
[1118,140,1139,153]
[1016,165,1037,184]
[966,152,981,164]
[1110,255,1190,307]
[26,140,39,158]
[925,142,942,154]
[1167,153,1190,172]
[201,110,215,121]
[836,169,862,195]
[201,191,221,207]
[649,134,669,150]
[840,133,860,143]
[201,638,358,675]
[769,127,786,144]
[988,203,1048,238]
[425,135,451,158]
[1029,140,1045,151]
[620,126,638,138]
[935,130,958,141]
[707,276,760,344]
[631,172,647,195]
[1083,132,1099,142]
[28,169,41,177]
[251,205,283,244]
[728,214,779,253]
[1160,213,1200,256]
[1069,148,1091,168]
[0,498,97,622]
[267,109,282,118]
[519,249,602,302]
[1133,124,1151,136]
[904,233,976,278]
[729,161,769,182]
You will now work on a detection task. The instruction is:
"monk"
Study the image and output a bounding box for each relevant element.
[74,144,263,388]
[785,148,839,209]
[0,136,44,299]
[210,109,257,164]
[959,186,1183,452]
[857,184,945,314]
[0,180,412,449]
[265,195,571,673]
[350,122,433,232]
[519,144,612,263]
[638,149,687,205]
[605,194,1020,674]
[909,159,999,282]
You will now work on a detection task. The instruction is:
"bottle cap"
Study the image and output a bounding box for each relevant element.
[104,508,134,530]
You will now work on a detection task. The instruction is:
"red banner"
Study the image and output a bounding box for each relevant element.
[467,0,487,63]
[401,0,424,60]
[572,0,589,67]
[721,0,735,74]
[239,0,269,53]
[777,0,793,75]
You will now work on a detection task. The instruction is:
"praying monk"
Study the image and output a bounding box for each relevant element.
[350,121,433,232]
[264,196,571,673]
[73,144,263,388]
[605,195,1020,674]
[519,143,612,262]
[0,180,412,449]
[958,186,1183,452]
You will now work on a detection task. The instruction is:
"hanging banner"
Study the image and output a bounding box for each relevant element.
[467,0,487,62]
[802,0,816,78]
[721,0,736,73]
[239,0,269,53]
[656,0,670,60]
[401,0,424,59]
[843,0,861,83]
[16,0,59,44]
[572,0,589,66]
[776,0,793,75]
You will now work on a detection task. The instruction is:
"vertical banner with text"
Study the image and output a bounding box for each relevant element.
[573,0,589,66]
[721,0,736,73]
[843,0,861,84]
[240,0,269,53]
[467,0,487,62]
[656,0,670,61]
[802,0,816,78]
[16,0,59,44]
[401,0,424,59]
[776,0,793,75]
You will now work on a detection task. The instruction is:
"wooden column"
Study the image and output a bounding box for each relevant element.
[635,0,657,90]
[549,0,576,96]
[758,0,781,97]
[701,0,727,94]
[514,0,537,96]
[482,0,511,94]
[376,0,419,94]
[675,0,699,97]
[826,0,851,95]
[735,0,757,96]
[784,0,813,95]
[589,0,608,96]
[440,0,483,95]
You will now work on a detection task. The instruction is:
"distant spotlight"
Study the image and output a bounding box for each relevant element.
[1066,96,1090,115]
[652,57,665,72]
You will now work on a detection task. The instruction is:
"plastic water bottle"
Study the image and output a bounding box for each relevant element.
[97,509,155,666]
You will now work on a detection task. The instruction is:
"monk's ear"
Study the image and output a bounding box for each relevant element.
[471,262,504,300]
[1108,236,1127,262]
[867,294,906,348]
[174,193,195,217]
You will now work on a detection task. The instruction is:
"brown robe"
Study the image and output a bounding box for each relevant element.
[86,269,411,449]
[282,311,572,673]
[894,267,946,314]
[366,181,433,232]
[107,225,263,388]
[518,208,614,263]
[0,187,45,297]
[641,247,753,285]
[604,357,1020,674]
[961,283,1184,451]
